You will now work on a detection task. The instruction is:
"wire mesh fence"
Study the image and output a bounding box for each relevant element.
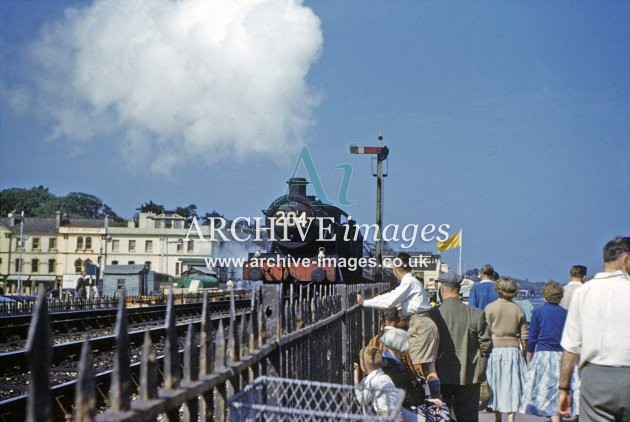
[228,376,404,422]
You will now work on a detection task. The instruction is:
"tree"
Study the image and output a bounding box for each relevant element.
[0,186,55,217]
[0,186,123,220]
[61,192,105,218]
[137,201,165,214]
[204,210,225,219]
[174,204,198,219]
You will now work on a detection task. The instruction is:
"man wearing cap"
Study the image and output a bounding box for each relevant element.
[431,271,492,421]
[357,252,443,402]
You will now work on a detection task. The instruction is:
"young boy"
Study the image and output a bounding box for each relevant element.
[354,345,400,416]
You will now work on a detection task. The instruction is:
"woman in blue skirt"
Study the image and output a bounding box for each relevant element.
[519,281,579,420]
[485,277,528,422]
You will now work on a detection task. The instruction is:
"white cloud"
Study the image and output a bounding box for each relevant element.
[21,0,323,173]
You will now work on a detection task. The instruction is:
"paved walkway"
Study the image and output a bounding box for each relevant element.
[479,410,578,421]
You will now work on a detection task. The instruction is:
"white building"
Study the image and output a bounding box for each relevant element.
[105,212,219,278]
[0,212,105,294]
[0,212,233,295]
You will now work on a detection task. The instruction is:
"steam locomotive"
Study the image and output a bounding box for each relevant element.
[243,178,378,285]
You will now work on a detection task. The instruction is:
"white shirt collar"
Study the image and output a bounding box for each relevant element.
[592,270,630,281]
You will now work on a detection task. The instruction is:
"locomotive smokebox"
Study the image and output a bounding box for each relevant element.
[287,177,308,196]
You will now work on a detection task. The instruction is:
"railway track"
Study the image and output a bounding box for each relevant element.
[0,299,249,353]
[0,313,240,421]
[0,297,251,419]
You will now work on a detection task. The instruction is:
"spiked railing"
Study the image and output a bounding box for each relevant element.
[16,282,389,421]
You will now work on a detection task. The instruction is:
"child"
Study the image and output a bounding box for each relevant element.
[354,345,400,416]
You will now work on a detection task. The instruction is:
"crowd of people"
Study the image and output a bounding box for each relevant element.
[353,236,630,422]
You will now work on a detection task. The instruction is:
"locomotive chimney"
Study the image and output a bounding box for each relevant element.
[287,178,308,196]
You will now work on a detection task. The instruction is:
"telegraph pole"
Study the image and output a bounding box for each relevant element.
[7,211,26,294]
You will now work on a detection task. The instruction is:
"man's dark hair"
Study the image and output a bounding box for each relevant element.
[480,264,494,277]
[603,237,630,263]
[394,251,412,270]
[493,271,500,281]
[569,265,587,278]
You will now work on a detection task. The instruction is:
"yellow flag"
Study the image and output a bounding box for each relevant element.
[437,230,461,253]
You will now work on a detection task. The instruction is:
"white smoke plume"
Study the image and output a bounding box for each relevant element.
[16,0,323,174]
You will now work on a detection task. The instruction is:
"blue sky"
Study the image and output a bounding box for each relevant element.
[1,0,628,282]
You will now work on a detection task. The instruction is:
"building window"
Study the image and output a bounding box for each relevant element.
[85,237,92,249]
[31,259,39,273]
[174,220,183,229]
[175,262,181,275]
[128,240,136,252]
[15,258,21,272]
[111,260,119,265]
[117,279,125,289]
[112,239,120,252]
[155,221,162,229]
[49,238,57,250]
[48,259,56,273]
[187,240,194,252]
[145,240,153,253]
[77,237,84,249]
[74,259,83,273]
[145,261,151,270]
[32,237,40,251]
[165,220,173,229]
[128,261,135,265]
[177,241,183,252]
[15,239,20,251]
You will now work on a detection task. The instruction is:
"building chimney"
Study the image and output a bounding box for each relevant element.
[104,214,109,228]
[287,177,308,197]
[56,211,62,228]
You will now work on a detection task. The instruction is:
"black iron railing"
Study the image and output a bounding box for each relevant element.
[0,282,388,421]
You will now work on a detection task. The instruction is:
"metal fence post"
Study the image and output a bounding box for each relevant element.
[261,284,282,377]
[335,284,349,385]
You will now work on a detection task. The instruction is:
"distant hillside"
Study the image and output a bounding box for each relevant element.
[466,268,546,293]
[511,277,546,294]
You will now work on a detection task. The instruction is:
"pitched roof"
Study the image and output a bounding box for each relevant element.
[0,216,105,233]
[0,217,57,234]
[64,218,105,228]
[104,264,148,275]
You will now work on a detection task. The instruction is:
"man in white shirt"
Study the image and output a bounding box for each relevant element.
[357,252,442,402]
[560,265,587,309]
[558,236,630,420]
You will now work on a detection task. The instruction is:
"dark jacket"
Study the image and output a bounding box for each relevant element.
[381,354,425,408]
[430,298,492,384]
